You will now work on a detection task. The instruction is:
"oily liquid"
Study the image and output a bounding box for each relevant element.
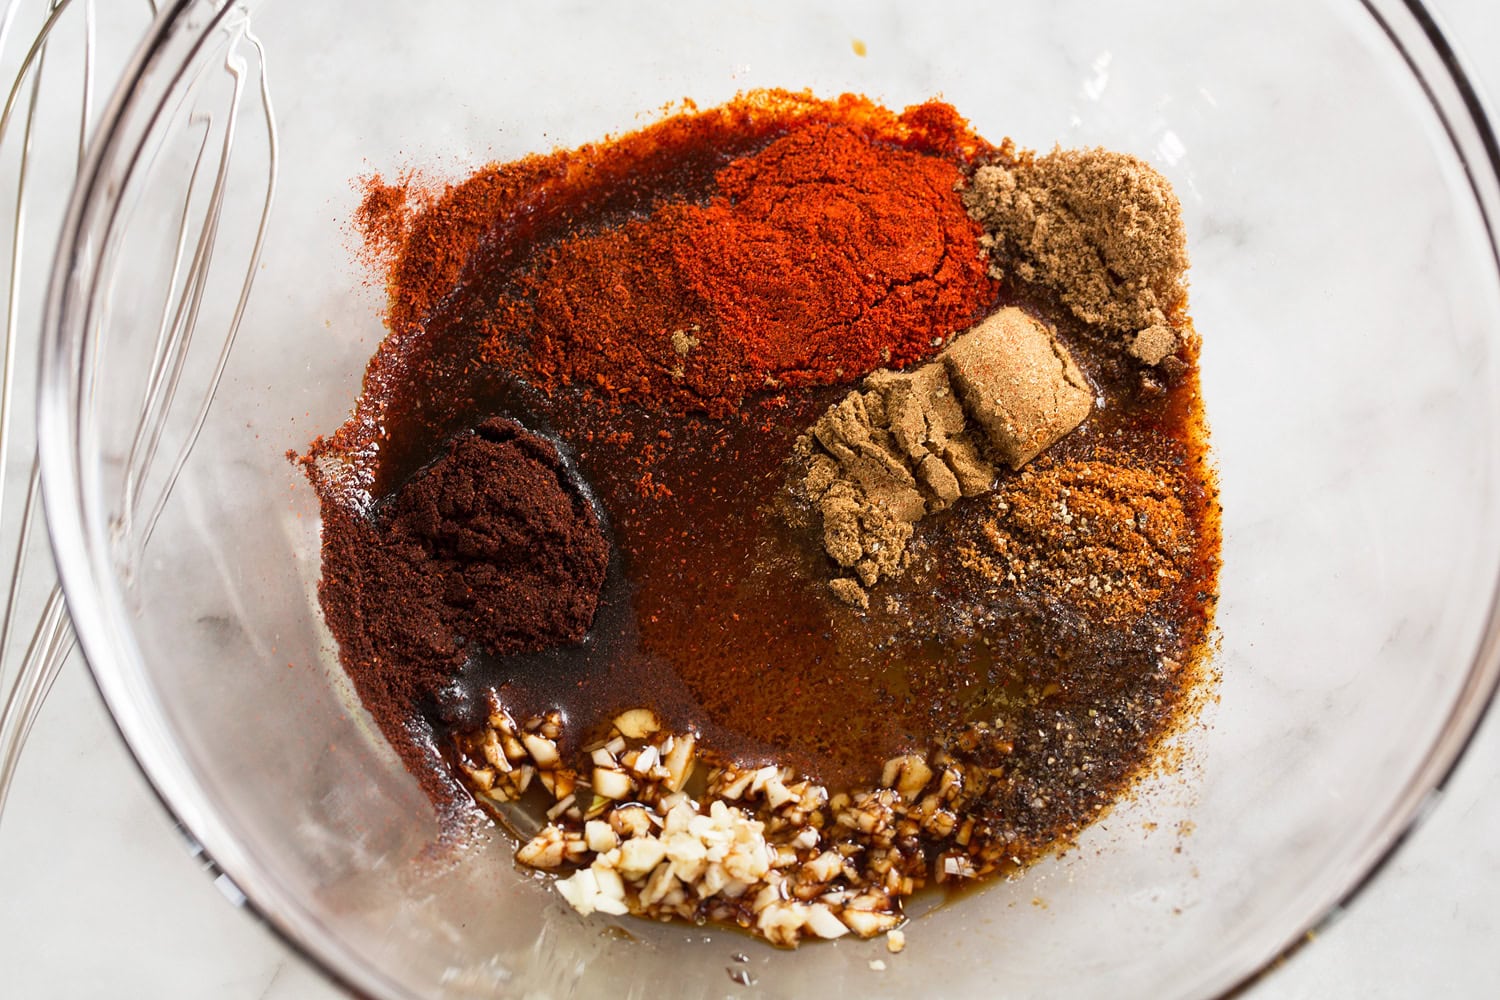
[354,125,1218,857]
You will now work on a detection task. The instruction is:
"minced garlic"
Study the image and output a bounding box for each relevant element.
[453,699,1017,947]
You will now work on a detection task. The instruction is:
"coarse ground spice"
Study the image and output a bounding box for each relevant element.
[313,417,607,806]
[962,148,1188,340]
[957,457,1193,623]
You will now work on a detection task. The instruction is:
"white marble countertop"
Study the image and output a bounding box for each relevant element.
[2,2,1498,997]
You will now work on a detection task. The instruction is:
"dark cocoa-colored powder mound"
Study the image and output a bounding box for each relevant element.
[315,417,608,805]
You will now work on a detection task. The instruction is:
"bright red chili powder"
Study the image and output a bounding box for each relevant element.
[507,122,995,414]
[351,91,997,420]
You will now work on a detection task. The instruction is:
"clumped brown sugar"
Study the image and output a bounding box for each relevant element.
[302,91,1220,950]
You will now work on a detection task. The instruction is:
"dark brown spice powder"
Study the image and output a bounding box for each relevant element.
[313,417,607,806]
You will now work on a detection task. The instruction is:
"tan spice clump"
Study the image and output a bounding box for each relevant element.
[959,458,1193,622]
[790,363,993,608]
[788,308,1094,607]
[962,149,1188,361]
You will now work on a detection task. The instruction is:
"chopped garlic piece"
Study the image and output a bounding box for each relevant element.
[521,733,560,768]
[804,903,850,939]
[613,708,660,739]
[556,868,599,915]
[617,836,668,879]
[585,820,618,854]
[592,766,634,801]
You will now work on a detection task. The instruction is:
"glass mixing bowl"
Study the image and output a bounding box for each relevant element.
[37,1,1500,997]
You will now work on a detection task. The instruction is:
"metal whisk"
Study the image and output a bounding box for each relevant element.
[0,0,276,831]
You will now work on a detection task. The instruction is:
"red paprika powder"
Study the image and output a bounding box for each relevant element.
[506,122,994,414]
[352,91,997,420]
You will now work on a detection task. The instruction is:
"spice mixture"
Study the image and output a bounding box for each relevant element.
[301,90,1220,950]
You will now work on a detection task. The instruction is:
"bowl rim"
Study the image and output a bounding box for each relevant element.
[36,1,1500,997]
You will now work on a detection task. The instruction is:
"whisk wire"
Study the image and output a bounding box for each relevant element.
[0,0,276,835]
